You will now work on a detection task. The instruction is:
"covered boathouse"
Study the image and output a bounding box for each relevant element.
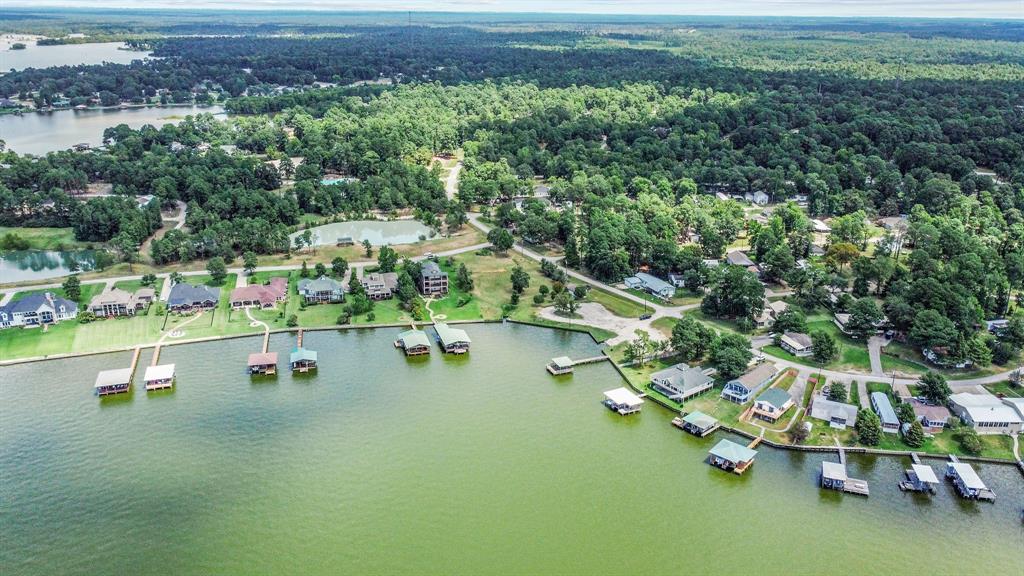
[434,323,471,354]
[290,348,318,372]
[143,363,175,391]
[602,387,644,415]
[672,411,720,437]
[394,329,431,356]
[248,352,278,375]
[547,356,574,375]
[95,367,133,396]
[707,439,757,474]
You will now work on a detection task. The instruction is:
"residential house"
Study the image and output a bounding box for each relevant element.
[833,313,852,334]
[0,292,78,329]
[623,272,675,300]
[908,399,951,431]
[420,261,449,296]
[922,346,972,369]
[755,299,789,329]
[721,363,778,403]
[780,332,814,357]
[809,396,859,430]
[667,273,686,288]
[744,191,769,205]
[167,283,220,313]
[752,388,794,423]
[811,219,831,233]
[877,216,906,230]
[88,287,154,317]
[230,277,287,309]
[297,276,344,303]
[361,272,399,300]
[726,250,755,268]
[649,363,715,403]
[948,392,1024,434]
[985,319,1009,335]
[870,392,900,433]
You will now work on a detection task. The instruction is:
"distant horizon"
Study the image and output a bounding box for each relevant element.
[2,2,1022,21]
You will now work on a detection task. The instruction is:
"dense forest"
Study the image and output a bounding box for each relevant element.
[1,19,1023,366]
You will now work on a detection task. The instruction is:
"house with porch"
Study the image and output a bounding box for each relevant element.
[649,363,715,403]
[870,392,900,433]
[809,396,859,430]
[908,399,951,431]
[420,261,449,296]
[88,287,155,317]
[230,278,287,309]
[725,250,755,268]
[361,272,399,300]
[623,272,675,300]
[751,388,794,423]
[167,283,220,313]
[721,363,778,404]
[297,276,344,303]
[0,292,78,329]
[780,332,813,357]
[948,392,1023,434]
[755,299,788,328]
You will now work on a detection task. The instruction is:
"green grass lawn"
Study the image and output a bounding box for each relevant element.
[587,286,649,318]
[113,279,162,298]
[651,316,677,338]
[684,309,741,335]
[13,282,105,309]
[0,227,91,250]
[983,380,1023,397]
[762,317,873,373]
[773,369,798,392]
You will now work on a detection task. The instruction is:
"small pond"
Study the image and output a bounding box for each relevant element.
[0,250,96,283]
[291,220,434,247]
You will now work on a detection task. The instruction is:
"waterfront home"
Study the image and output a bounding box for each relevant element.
[673,410,719,437]
[230,278,287,309]
[602,387,644,415]
[721,363,778,403]
[901,464,939,493]
[649,363,715,403]
[394,329,431,356]
[434,323,471,354]
[779,332,813,357]
[809,396,859,430]
[361,272,399,300]
[668,273,686,288]
[94,367,133,396]
[420,261,449,296]
[945,461,995,500]
[726,250,755,268]
[0,292,78,329]
[811,219,832,233]
[167,283,220,313]
[755,299,788,328]
[623,272,675,300]
[88,287,154,317]
[708,439,757,474]
[870,392,900,433]
[547,356,574,375]
[948,392,1023,434]
[752,388,794,423]
[821,461,847,491]
[297,276,344,304]
[289,348,318,372]
[908,399,951,431]
[143,363,175,391]
[247,352,278,375]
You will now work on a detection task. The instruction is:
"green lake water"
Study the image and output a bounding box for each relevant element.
[1,323,1022,574]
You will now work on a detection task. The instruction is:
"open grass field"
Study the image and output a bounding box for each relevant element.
[0,227,92,250]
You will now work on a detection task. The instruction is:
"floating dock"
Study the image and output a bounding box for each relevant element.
[672,410,720,437]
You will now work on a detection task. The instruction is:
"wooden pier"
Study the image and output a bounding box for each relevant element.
[822,444,870,496]
[546,354,609,375]
[946,455,995,501]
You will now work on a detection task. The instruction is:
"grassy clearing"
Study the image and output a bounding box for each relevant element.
[0,227,91,250]
[773,369,798,392]
[762,316,873,373]
[587,287,649,318]
[651,316,677,338]
[113,279,161,297]
[982,380,1023,398]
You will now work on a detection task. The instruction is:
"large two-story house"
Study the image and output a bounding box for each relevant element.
[420,261,449,296]
[88,287,155,317]
[297,276,345,303]
[0,292,78,329]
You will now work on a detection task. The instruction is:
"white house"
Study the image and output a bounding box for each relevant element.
[745,191,770,205]
[948,392,1023,434]
[780,332,813,357]
[0,292,78,329]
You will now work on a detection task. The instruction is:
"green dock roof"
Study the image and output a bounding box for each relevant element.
[682,411,718,429]
[397,329,431,349]
[434,323,470,347]
[290,347,318,364]
[709,439,757,463]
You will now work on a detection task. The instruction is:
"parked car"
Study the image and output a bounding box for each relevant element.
[639,313,652,320]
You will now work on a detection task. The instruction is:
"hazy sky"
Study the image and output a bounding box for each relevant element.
[5,1,1023,19]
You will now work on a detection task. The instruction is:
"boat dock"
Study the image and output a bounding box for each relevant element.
[821,445,870,495]
[946,455,995,501]
[898,453,939,493]
[546,355,608,375]
[672,411,720,437]
[144,363,176,391]
[708,438,757,474]
[93,346,142,396]
[290,330,318,373]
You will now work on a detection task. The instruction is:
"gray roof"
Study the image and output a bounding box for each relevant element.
[397,329,431,349]
[682,411,718,429]
[821,461,847,481]
[870,391,899,425]
[730,363,777,390]
[3,292,77,315]
[434,323,470,347]
[298,276,343,293]
[421,261,445,277]
[650,363,714,394]
[167,283,220,307]
[809,397,859,424]
[781,331,813,350]
[726,251,755,267]
[756,388,793,410]
[94,368,133,389]
[631,272,674,294]
[709,439,757,463]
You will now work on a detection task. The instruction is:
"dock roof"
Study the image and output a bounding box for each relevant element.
[682,411,718,429]
[821,461,847,481]
[551,356,574,369]
[94,367,133,389]
[248,352,278,367]
[290,348,317,364]
[397,329,431,349]
[434,323,470,347]
[604,387,644,408]
[947,462,986,490]
[911,464,939,484]
[709,439,757,463]
[143,363,175,382]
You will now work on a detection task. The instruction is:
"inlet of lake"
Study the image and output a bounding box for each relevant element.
[1,41,153,71]
[1,323,1021,574]
[0,249,96,283]
[0,105,226,156]
[291,220,434,247]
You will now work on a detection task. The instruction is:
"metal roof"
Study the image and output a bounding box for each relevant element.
[94,368,133,389]
[947,462,986,490]
[911,464,939,484]
[870,392,899,425]
[434,323,470,347]
[551,356,573,369]
[143,364,175,382]
[632,272,674,294]
[756,387,793,410]
[397,329,431,349]
[821,461,847,481]
[604,387,644,407]
[709,439,757,463]
[682,411,718,429]
[248,352,278,366]
[290,348,318,363]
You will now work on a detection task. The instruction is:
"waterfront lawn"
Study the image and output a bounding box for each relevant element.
[587,287,648,318]
[873,429,1015,460]
[0,319,81,358]
[0,226,90,250]
[763,318,872,373]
